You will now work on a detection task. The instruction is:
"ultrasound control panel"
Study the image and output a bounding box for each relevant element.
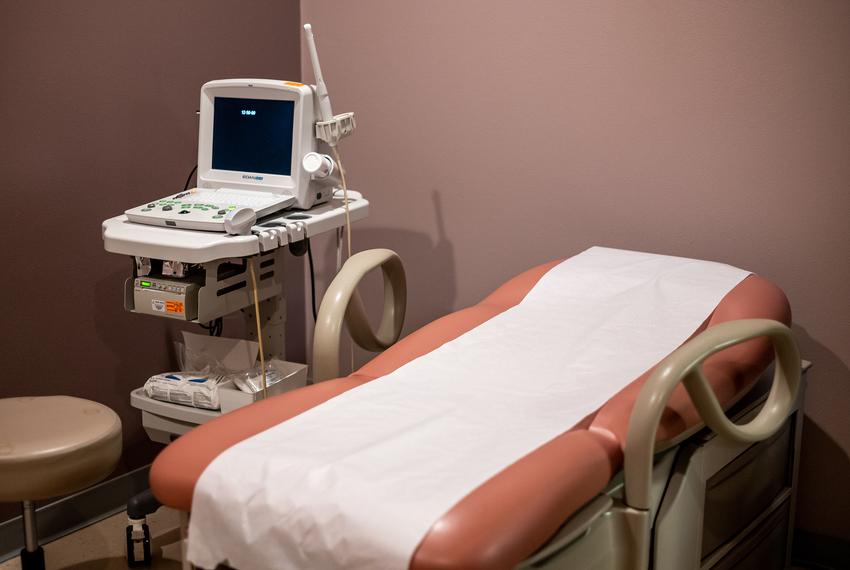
[125,188,295,232]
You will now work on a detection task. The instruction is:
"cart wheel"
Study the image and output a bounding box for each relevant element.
[126,522,152,566]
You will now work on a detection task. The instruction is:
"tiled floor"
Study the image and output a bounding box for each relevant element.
[0,508,181,570]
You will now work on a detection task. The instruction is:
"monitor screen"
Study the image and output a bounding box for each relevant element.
[212,97,295,176]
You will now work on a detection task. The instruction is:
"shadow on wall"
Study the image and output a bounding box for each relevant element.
[791,324,850,541]
[284,252,308,363]
[318,191,457,370]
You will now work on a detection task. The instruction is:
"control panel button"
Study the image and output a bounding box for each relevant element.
[179,210,190,214]
[162,205,173,211]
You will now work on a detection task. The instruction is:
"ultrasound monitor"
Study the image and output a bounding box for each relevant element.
[196,78,326,210]
[212,97,295,176]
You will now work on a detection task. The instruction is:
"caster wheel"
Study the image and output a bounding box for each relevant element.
[126,523,152,566]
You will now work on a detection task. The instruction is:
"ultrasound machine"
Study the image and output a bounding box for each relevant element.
[101,25,370,563]
[124,76,337,235]
[103,23,363,325]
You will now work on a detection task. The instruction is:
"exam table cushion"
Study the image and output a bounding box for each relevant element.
[149,260,789,569]
[588,272,791,449]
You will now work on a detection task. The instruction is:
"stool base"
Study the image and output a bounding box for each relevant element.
[19,546,45,570]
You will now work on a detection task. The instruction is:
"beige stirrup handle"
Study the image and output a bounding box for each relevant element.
[312,249,406,382]
[624,318,800,510]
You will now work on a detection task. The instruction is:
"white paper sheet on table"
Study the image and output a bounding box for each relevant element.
[187,247,750,570]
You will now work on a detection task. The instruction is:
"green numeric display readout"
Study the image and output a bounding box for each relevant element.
[140,280,152,288]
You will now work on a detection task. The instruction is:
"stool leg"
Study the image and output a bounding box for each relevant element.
[20,501,45,570]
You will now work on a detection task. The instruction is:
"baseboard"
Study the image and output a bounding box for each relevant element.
[793,529,850,570]
[0,464,151,563]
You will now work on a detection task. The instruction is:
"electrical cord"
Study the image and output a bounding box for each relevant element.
[199,317,223,336]
[287,224,318,323]
[183,164,198,192]
[330,146,352,260]
[330,145,354,372]
[306,236,317,322]
[247,259,268,399]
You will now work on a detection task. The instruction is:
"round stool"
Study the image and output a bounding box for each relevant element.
[0,396,122,570]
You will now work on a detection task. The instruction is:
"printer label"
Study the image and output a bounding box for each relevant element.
[152,299,165,312]
[165,301,185,314]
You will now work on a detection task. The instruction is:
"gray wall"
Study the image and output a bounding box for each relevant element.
[0,0,301,518]
[300,1,850,540]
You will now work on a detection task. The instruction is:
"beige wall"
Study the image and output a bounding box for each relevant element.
[0,0,301,518]
[301,1,850,539]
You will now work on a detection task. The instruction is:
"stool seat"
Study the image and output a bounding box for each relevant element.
[0,396,122,502]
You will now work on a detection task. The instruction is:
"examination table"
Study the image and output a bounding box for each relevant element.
[149,250,804,570]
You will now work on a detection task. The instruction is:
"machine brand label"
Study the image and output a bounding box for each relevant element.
[242,174,264,181]
[152,299,165,312]
[165,301,185,314]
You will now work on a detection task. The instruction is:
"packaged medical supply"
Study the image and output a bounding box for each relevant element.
[219,360,309,413]
[144,372,225,410]
[226,359,293,393]
[143,333,252,410]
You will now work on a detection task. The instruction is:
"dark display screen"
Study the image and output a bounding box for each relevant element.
[212,97,295,176]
